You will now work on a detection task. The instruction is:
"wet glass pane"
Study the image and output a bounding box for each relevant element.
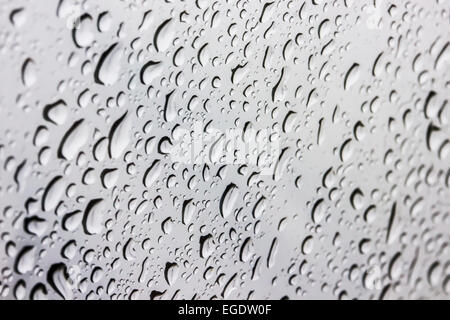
[0,0,449,300]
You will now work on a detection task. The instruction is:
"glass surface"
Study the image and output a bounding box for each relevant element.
[0,0,449,300]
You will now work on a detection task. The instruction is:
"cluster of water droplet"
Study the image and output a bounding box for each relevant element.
[0,0,449,300]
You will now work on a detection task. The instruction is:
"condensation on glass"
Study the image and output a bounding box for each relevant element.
[0,0,449,300]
